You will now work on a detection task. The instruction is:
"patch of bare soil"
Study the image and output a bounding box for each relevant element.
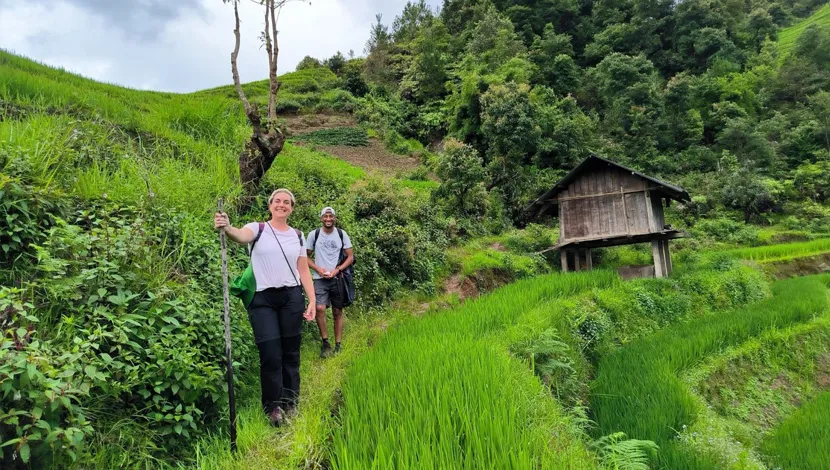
[817,353,830,389]
[284,112,421,174]
[283,113,355,135]
[314,139,420,175]
[444,274,480,300]
[763,253,830,279]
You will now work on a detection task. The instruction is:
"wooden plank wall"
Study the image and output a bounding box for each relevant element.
[560,165,664,243]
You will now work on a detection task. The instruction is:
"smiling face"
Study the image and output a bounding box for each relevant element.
[269,190,294,220]
[321,211,336,229]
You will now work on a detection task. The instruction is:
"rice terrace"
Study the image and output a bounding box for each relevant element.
[2,0,830,469]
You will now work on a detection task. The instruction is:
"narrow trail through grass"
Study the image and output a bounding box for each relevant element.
[193,314,393,469]
[590,274,830,469]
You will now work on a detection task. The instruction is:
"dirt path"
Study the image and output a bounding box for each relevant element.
[285,113,420,175]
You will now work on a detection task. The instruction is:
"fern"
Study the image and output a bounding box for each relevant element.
[591,432,659,470]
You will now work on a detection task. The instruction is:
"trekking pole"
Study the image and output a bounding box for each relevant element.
[218,198,238,453]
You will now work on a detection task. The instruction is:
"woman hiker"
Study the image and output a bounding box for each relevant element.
[214,188,316,426]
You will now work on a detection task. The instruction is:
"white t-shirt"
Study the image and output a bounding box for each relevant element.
[244,222,307,291]
[306,228,352,280]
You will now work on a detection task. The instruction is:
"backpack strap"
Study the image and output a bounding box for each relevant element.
[294,228,303,246]
[312,227,321,252]
[248,222,265,256]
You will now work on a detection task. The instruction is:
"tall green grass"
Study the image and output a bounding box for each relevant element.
[762,391,830,470]
[718,238,830,263]
[590,275,829,469]
[330,271,619,469]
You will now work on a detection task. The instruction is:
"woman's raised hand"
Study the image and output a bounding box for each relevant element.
[214,212,230,230]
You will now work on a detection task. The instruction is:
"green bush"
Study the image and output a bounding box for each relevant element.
[275,99,302,114]
[0,203,255,467]
[317,89,357,112]
[692,217,761,246]
[383,129,424,155]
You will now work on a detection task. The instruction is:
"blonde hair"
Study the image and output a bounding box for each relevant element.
[268,188,295,207]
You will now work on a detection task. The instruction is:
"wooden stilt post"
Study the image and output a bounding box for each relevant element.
[574,249,582,271]
[662,240,673,275]
[561,249,568,272]
[585,249,593,270]
[652,240,665,278]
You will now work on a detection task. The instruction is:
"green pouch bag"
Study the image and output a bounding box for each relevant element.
[230,222,265,309]
[230,264,257,308]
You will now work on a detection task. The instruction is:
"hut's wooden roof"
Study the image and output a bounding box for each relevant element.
[526,154,691,218]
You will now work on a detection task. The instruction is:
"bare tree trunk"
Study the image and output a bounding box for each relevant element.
[267,0,280,123]
[229,0,285,210]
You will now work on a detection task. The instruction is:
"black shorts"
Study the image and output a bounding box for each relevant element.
[313,278,343,309]
[246,286,304,343]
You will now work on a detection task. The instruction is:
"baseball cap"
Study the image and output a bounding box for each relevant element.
[320,206,336,217]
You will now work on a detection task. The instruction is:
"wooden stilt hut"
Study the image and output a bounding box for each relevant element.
[525,154,691,278]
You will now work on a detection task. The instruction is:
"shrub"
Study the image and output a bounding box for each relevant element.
[317,89,357,112]
[383,129,424,155]
[0,203,254,467]
[692,217,760,245]
[293,127,368,147]
[433,139,487,219]
[275,99,302,114]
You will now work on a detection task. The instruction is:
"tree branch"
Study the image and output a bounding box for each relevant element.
[230,0,254,117]
[268,0,280,123]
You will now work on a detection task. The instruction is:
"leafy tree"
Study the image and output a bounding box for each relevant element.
[530,24,576,89]
[324,51,347,76]
[340,59,369,97]
[364,15,397,90]
[296,55,322,70]
[810,91,830,156]
[716,117,776,167]
[793,161,830,202]
[434,138,488,218]
[400,20,451,103]
[464,6,526,73]
[393,0,435,43]
[589,53,664,167]
[532,87,595,169]
[721,158,782,223]
[480,82,542,219]
[365,13,392,54]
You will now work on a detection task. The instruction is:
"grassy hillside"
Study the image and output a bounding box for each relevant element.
[778,3,830,56]
[0,50,449,468]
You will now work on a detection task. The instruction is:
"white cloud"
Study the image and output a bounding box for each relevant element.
[0,0,442,93]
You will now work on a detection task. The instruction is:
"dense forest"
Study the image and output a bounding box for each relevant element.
[302,0,830,230]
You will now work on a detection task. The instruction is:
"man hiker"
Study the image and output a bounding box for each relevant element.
[306,207,354,358]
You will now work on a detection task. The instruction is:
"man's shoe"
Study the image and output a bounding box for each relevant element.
[268,407,285,427]
[320,342,332,358]
[333,343,342,355]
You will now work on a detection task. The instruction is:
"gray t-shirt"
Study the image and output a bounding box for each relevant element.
[306,228,352,280]
[244,223,306,291]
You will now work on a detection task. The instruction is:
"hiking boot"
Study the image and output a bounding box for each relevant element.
[284,405,299,420]
[268,407,285,427]
[333,343,342,355]
[320,342,332,358]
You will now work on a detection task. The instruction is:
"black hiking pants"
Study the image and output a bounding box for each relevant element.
[247,286,304,413]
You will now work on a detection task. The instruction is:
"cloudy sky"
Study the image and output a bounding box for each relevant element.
[0,0,442,93]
